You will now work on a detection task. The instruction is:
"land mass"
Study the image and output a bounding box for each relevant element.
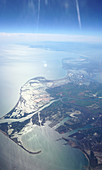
[0,57,102,169]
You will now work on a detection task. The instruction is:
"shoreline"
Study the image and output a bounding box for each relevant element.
[0,74,68,119]
[62,137,90,169]
[0,129,41,155]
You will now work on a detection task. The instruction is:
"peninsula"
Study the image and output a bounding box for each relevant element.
[0,57,102,169]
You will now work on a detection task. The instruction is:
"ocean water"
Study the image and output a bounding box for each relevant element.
[0,41,102,170]
[0,43,67,116]
[0,123,88,170]
[0,42,102,116]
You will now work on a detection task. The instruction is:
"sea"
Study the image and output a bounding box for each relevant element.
[0,41,102,170]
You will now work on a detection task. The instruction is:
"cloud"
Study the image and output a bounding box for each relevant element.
[0,33,102,44]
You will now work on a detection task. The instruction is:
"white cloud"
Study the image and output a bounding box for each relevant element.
[0,33,102,43]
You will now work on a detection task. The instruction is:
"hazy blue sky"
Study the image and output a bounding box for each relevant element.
[0,0,102,34]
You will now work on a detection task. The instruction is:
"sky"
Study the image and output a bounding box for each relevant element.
[0,0,102,34]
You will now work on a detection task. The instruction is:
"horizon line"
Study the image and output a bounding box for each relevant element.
[0,32,102,43]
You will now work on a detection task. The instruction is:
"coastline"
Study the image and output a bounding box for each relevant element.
[0,74,102,169]
[0,129,41,155]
